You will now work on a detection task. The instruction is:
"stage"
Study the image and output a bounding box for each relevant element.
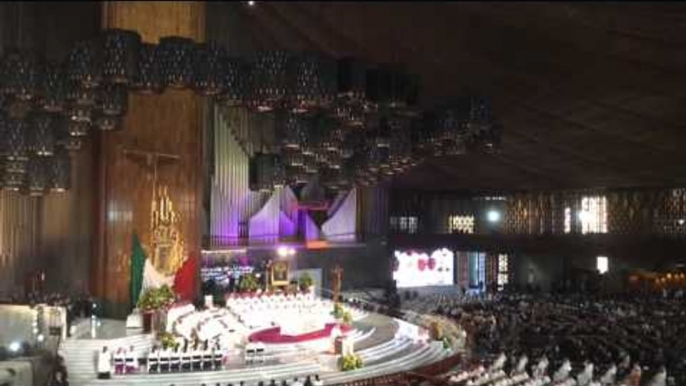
[60,311,453,386]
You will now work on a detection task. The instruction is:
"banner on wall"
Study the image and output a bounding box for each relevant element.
[392,248,455,288]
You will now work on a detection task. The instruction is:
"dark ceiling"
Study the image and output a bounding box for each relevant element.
[217,2,686,192]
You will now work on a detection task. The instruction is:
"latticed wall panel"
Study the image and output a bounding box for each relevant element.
[504,189,686,238]
[485,252,498,288]
[392,188,686,238]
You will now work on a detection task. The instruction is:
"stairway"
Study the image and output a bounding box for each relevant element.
[59,334,156,382]
[73,336,449,386]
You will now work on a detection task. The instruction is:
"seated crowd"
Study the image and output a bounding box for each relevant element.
[402,289,682,386]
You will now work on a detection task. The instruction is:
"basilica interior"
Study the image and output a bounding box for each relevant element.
[0,2,684,386]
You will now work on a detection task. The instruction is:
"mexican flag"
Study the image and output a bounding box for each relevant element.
[129,233,174,309]
[130,233,146,308]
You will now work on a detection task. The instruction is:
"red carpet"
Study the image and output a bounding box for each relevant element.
[249,323,352,343]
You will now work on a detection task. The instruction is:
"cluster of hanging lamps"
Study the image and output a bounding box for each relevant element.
[0,26,502,195]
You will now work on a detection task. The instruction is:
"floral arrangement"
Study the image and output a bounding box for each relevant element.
[442,335,453,350]
[158,331,179,350]
[298,272,314,291]
[239,273,259,293]
[339,353,363,371]
[333,302,344,319]
[137,285,176,312]
[342,310,353,326]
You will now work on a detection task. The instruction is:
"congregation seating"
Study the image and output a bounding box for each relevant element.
[402,291,679,386]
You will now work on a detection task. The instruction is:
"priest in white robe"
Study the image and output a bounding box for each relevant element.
[552,359,572,382]
[97,346,113,379]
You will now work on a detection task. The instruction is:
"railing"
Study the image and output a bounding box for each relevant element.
[325,353,463,386]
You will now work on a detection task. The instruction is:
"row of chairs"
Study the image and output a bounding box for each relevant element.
[245,344,267,365]
[147,352,224,373]
[113,357,139,374]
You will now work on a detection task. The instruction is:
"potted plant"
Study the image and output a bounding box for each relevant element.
[137,285,176,333]
[429,321,443,341]
[338,353,363,371]
[298,272,314,292]
[333,303,345,319]
[342,310,353,326]
[238,273,259,293]
[158,331,179,350]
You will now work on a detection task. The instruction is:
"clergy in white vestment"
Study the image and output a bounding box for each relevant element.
[622,363,642,386]
[489,353,506,372]
[514,355,528,375]
[114,347,126,374]
[645,366,666,386]
[96,346,113,379]
[576,361,594,386]
[618,353,631,372]
[533,356,549,379]
[552,359,572,382]
[599,364,616,385]
[125,345,138,373]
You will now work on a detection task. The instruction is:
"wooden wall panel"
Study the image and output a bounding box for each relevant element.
[0,192,40,294]
[94,2,206,316]
[39,144,94,295]
[0,2,99,297]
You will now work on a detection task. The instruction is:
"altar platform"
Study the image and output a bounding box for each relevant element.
[62,312,454,386]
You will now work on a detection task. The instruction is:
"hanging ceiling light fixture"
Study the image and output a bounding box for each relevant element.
[2,117,29,161]
[93,83,128,131]
[64,106,92,137]
[193,42,225,96]
[2,165,24,191]
[158,36,195,89]
[66,40,102,89]
[287,51,337,113]
[131,43,165,94]
[337,58,367,103]
[47,148,71,193]
[28,113,56,157]
[276,110,306,150]
[272,155,286,188]
[24,156,48,196]
[54,116,83,151]
[39,61,67,113]
[101,28,141,85]
[217,56,247,106]
[1,50,40,102]
[249,50,290,112]
[0,27,502,193]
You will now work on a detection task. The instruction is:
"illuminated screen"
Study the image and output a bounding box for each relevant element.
[392,248,454,288]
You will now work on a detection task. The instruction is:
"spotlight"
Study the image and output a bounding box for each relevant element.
[37,334,45,343]
[487,210,501,223]
[8,341,21,353]
[277,246,289,257]
[678,219,685,226]
[276,245,296,257]
[247,1,256,6]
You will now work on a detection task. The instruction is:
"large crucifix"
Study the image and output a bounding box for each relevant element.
[331,264,344,304]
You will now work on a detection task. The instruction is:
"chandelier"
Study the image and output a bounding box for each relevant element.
[286,52,337,113]
[0,28,503,195]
